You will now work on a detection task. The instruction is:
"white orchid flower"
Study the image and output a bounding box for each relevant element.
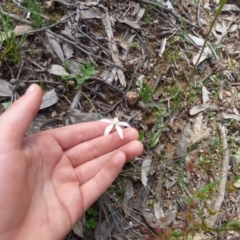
[100,117,130,139]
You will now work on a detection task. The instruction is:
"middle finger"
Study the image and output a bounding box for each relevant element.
[65,128,139,167]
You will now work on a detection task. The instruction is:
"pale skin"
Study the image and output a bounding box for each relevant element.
[0,84,143,240]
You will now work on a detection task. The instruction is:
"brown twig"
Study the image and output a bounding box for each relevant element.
[135,0,199,28]
[88,77,126,113]
[78,29,110,57]
[197,0,202,28]
[12,0,49,19]
[206,125,230,227]
[46,30,124,70]
[25,14,74,34]
[23,80,62,85]
[0,6,33,26]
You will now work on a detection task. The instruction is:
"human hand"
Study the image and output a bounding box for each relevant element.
[0,84,143,240]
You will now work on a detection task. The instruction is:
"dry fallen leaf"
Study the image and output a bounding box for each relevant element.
[141,153,153,187]
[72,220,84,238]
[0,79,12,97]
[122,179,134,218]
[118,19,141,29]
[222,4,240,12]
[233,179,240,188]
[46,31,65,62]
[48,64,70,76]
[40,89,59,110]
[202,85,211,104]
[14,25,33,35]
[189,102,211,115]
[222,113,240,121]
[80,8,103,19]
[0,25,33,42]
[192,46,212,66]
[186,33,205,46]
[176,123,191,156]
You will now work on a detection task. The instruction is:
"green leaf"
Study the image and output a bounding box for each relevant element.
[86,218,97,229]
[79,64,86,74]
[150,129,161,148]
[87,208,98,217]
[198,181,218,194]
[2,101,11,110]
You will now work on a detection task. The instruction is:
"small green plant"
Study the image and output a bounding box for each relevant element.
[171,229,183,238]
[1,101,11,110]
[143,16,152,25]
[62,59,70,68]
[131,41,140,49]
[85,207,98,229]
[149,121,164,148]
[148,107,168,148]
[78,61,99,83]
[164,47,180,63]
[211,43,221,55]
[187,85,202,102]
[180,19,190,40]
[199,155,211,165]
[138,130,145,142]
[136,75,156,103]
[61,61,99,88]
[0,5,26,63]
[23,0,44,28]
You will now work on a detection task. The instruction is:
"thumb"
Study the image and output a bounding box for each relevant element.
[0,84,42,147]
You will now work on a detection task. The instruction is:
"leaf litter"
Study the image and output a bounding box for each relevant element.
[0,0,240,239]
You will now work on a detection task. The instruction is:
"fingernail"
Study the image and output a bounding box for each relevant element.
[25,84,36,95]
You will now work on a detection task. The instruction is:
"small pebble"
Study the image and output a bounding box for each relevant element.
[9,78,17,85]
[57,84,64,90]
[51,110,57,118]
[19,82,27,88]
[126,91,140,106]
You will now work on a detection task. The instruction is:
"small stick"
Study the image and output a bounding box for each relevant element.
[88,77,126,113]
[0,6,33,26]
[12,0,49,19]
[25,14,74,34]
[197,0,202,28]
[135,0,199,28]
[78,29,110,56]
[206,125,230,227]
[23,80,61,85]
[46,30,124,70]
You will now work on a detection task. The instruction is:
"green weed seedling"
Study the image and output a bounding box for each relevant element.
[131,41,140,49]
[0,5,26,63]
[149,107,167,148]
[150,127,162,148]
[143,15,152,25]
[61,61,99,89]
[78,61,99,85]
[1,101,11,110]
[136,75,156,103]
[23,0,44,28]
[62,59,70,69]
[86,207,98,229]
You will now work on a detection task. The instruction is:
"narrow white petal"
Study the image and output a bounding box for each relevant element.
[100,119,113,123]
[117,121,130,127]
[104,124,114,136]
[113,117,119,124]
[115,125,123,139]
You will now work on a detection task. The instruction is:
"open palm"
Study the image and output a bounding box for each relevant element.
[0,85,143,240]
